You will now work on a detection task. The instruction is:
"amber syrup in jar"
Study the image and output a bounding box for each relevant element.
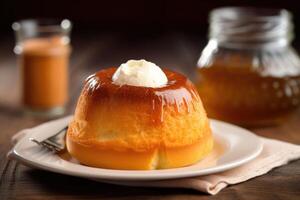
[196,7,300,126]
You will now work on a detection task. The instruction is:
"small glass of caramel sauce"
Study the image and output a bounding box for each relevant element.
[12,19,72,117]
[196,8,300,126]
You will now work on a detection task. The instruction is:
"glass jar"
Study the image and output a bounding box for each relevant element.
[196,7,300,126]
[12,19,72,117]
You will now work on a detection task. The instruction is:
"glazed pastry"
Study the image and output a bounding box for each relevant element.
[66,60,213,170]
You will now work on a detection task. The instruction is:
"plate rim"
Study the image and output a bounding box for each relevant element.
[8,119,263,181]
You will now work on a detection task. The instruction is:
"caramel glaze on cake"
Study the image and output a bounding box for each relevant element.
[66,68,213,170]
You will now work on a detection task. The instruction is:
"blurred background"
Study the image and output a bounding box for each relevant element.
[0,0,299,71]
[0,0,300,123]
[0,0,300,34]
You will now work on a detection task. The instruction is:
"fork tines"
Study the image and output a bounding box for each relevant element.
[30,138,64,153]
[29,126,67,153]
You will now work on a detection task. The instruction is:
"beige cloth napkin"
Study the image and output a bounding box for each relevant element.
[11,116,300,195]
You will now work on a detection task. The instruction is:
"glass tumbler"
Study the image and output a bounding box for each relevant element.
[12,19,72,117]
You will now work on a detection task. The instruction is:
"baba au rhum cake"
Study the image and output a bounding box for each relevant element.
[66,60,213,170]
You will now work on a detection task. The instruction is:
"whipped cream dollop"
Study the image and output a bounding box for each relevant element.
[112,59,168,88]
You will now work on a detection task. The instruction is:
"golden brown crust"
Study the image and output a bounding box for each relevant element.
[78,68,200,125]
[66,68,214,169]
[66,122,213,170]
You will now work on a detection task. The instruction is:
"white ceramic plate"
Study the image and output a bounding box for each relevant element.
[8,118,263,181]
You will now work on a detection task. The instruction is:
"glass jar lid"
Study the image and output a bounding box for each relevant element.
[209,7,293,49]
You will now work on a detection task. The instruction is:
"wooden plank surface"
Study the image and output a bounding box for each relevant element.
[0,32,299,200]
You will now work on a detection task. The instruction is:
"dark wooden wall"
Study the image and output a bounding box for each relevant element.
[0,0,300,35]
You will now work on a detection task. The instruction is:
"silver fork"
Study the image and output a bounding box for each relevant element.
[30,126,68,153]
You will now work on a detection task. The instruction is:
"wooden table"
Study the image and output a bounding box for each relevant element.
[0,32,300,200]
